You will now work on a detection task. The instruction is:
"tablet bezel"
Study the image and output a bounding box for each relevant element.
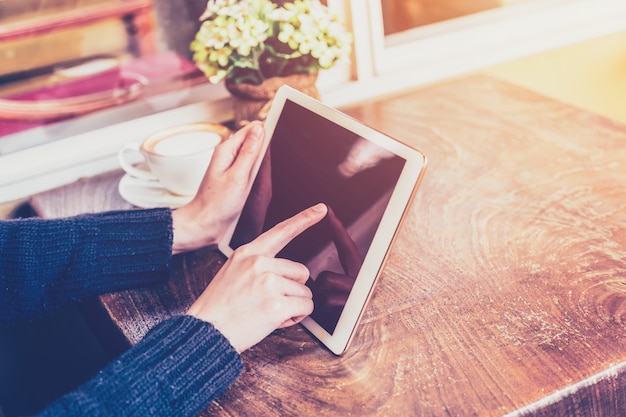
[217,85,427,355]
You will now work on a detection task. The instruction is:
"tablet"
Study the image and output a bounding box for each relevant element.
[218,85,427,355]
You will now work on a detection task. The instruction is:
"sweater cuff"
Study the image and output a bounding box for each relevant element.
[66,208,174,297]
[41,315,243,416]
[0,208,174,323]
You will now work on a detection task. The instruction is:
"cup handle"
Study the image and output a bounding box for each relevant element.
[118,143,157,180]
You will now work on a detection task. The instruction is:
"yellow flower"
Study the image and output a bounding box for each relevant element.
[209,47,232,67]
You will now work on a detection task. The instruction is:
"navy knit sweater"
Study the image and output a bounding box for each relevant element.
[0,208,243,416]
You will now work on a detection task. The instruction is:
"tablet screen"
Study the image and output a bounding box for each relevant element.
[229,99,406,335]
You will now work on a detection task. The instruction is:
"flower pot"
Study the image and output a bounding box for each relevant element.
[225,72,319,129]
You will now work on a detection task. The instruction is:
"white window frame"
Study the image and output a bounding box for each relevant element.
[323,0,626,106]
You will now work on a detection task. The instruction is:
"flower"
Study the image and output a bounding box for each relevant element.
[190,0,352,85]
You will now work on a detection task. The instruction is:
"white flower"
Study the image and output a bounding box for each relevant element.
[191,0,352,84]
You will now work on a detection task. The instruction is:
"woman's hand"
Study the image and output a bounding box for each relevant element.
[171,121,264,254]
[187,203,328,353]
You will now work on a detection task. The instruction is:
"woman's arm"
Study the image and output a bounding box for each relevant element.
[0,208,173,323]
[36,315,243,417]
[0,122,265,324]
[34,204,327,417]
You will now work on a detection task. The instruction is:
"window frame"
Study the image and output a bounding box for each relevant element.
[321,0,626,106]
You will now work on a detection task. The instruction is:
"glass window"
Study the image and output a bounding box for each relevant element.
[381,0,544,36]
[0,0,223,153]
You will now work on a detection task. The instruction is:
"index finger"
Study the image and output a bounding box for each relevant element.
[248,203,328,257]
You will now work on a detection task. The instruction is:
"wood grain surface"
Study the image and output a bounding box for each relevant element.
[30,75,626,416]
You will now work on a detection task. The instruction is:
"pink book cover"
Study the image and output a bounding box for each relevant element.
[0,52,201,137]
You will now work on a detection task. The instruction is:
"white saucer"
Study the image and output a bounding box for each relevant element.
[118,174,193,209]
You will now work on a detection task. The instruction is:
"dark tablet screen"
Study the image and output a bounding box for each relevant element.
[229,99,406,334]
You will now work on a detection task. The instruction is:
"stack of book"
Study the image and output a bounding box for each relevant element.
[0,0,154,80]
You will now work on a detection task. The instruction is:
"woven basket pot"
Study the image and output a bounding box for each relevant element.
[225,72,319,129]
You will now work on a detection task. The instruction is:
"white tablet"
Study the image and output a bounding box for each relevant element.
[218,85,427,355]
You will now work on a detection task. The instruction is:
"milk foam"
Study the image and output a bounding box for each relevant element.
[152,132,220,156]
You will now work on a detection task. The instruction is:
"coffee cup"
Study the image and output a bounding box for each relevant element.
[118,122,231,196]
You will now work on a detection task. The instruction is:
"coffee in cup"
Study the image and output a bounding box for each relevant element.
[118,122,231,196]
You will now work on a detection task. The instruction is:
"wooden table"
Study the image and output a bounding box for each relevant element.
[30,75,626,416]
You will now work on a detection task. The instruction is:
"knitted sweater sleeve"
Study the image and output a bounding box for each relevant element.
[0,209,244,416]
[36,315,244,417]
[0,208,173,323]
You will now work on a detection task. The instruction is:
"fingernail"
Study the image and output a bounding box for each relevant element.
[250,124,263,141]
[312,203,326,212]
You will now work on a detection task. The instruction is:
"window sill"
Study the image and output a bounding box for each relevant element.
[0,88,233,204]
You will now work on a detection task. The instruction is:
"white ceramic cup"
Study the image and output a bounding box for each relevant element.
[118,123,231,196]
